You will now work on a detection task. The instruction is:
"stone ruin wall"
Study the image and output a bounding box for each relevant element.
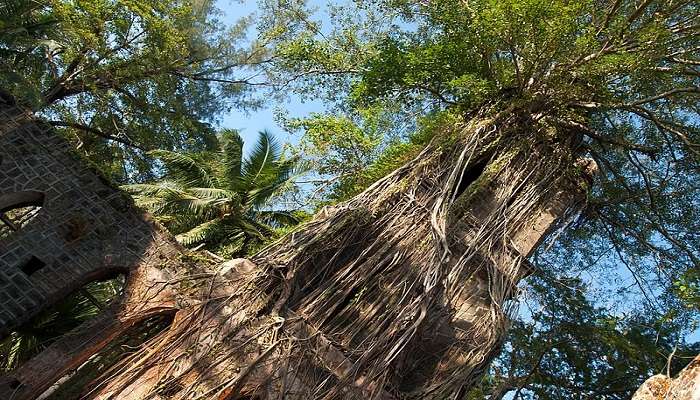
[0,92,199,399]
[0,99,184,337]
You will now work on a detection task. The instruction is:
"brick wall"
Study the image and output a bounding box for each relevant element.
[0,101,181,337]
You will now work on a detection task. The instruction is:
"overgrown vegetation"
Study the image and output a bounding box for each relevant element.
[0,275,125,371]
[0,0,275,181]
[1,0,699,398]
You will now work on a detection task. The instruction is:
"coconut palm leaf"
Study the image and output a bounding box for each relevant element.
[241,130,282,190]
[123,130,301,256]
[255,210,300,228]
[121,181,185,197]
[176,218,245,247]
[246,157,301,208]
[220,129,244,191]
[237,216,270,240]
[188,187,239,203]
[176,219,222,246]
[159,197,224,221]
[126,182,229,218]
[123,182,193,217]
[147,150,215,188]
[159,213,205,234]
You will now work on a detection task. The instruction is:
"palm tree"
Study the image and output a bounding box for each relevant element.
[123,129,302,257]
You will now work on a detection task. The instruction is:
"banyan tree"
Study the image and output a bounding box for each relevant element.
[0,0,699,398]
[0,96,594,399]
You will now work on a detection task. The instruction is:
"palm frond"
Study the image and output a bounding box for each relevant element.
[247,157,305,208]
[176,218,240,247]
[254,210,300,228]
[123,131,300,255]
[151,193,224,219]
[241,130,282,191]
[220,129,244,191]
[121,181,185,197]
[237,216,273,239]
[123,182,189,215]
[148,149,215,188]
[125,182,228,218]
[188,187,239,202]
[158,212,208,235]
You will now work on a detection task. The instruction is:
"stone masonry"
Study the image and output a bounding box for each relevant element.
[0,93,185,333]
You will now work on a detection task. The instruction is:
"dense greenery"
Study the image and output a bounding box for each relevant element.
[271,0,700,307]
[1,0,698,397]
[471,273,699,399]
[270,0,700,323]
[0,0,271,181]
[262,0,700,397]
[124,130,302,256]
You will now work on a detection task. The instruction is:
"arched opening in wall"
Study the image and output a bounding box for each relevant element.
[0,191,45,240]
[0,274,126,372]
[38,312,175,400]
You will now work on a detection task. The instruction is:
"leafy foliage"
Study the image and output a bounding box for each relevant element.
[268,0,700,323]
[124,130,303,256]
[1,0,698,396]
[261,0,700,396]
[0,275,125,371]
[0,0,273,181]
[472,274,699,399]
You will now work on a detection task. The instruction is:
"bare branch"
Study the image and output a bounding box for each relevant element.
[555,117,660,155]
[626,106,700,156]
[626,0,655,25]
[626,87,700,106]
[47,120,146,150]
[596,0,622,35]
[668,57,700,66]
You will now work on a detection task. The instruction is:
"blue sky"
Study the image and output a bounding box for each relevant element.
[214,0,326,151]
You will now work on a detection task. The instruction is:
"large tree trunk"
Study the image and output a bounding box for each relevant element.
[3,106,593,399]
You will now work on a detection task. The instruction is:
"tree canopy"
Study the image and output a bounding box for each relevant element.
[260,0,700,396]
[266,0,700,321]
[1,0,275,180]
[1,0,698,398]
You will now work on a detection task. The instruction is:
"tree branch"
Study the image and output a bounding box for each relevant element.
[625,106,700,156]
[626,87,700,106]
[47,121,146,150]
[555,118,659,155]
